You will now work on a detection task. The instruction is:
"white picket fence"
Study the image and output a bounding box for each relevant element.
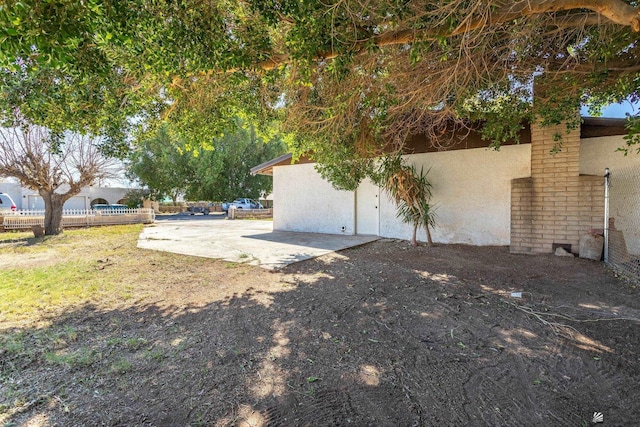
[1,208,155,230]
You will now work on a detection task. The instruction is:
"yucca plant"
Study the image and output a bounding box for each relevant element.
[375,156,437,246]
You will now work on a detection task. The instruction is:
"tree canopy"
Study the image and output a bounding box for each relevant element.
[185,121,287,202]
[2,0,640,187]
[127,121,287,203]
[126,124,193,204]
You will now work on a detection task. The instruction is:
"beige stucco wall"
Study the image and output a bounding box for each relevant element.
[379,145,532,245]
[271,137,637,246]
[579,135,640,174]
[273,163,356,234]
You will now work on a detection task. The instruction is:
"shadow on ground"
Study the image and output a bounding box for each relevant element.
[2,241,639,426]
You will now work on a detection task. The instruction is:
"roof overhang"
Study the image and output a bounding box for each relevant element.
[251,117,629,174]
[581,117,627,138]
[250,153,315,176]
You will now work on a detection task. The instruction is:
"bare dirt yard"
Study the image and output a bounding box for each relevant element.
[2,233,639,426]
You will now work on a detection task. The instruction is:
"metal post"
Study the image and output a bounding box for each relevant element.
[603,168,610,263]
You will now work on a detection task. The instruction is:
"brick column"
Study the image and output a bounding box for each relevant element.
[510,178,533,253]
[510,122,604,254]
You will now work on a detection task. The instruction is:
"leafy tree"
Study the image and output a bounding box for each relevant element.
[126,125,193,205]
[0,54,144,157]
[123,188,151,209]
[0,49,147,237]
[2,0,640,187]
[127,121,287,203]
[0,120,120,235]
[186,122,287,202]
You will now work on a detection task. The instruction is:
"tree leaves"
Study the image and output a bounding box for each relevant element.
[2,0,640,189]
[127,120,287,202]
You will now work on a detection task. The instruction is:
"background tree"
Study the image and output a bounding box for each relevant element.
[0,55,143,158]
[126,125,193,205]
[122,188,151,209]
[127,120,287,203]
[0,48,143,237]
[0,121,120,235]
[186,121,287,202]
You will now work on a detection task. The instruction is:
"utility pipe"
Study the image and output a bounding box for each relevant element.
[604,168,610,263]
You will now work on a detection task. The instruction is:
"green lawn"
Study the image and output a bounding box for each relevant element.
[0,225,146,323]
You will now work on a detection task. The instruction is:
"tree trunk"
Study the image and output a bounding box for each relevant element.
[40,191,65,236]
[411,223,418,247]
[426,224,434,247]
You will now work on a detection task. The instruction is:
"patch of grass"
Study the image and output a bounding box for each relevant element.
[0,263,115,318]
[0,330,28,355]
[2,225,142,256]
[48,326,79,348]
[145,349,165,362]
[125,337,148,351]
[0,327,86,379]
[0,225,147,322]
[45,347,97,368]
[224,261,242,269]
[0,230,33,241]
[106,337,125,347]
[110,358,133,374]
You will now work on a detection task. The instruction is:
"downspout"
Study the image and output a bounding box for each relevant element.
[603,168,610,263]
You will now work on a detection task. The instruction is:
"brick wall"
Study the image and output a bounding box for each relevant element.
[510,122,604,254]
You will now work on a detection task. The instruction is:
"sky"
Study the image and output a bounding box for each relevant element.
[581,101,637,118]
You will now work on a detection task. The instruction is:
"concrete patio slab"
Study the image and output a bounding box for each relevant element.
[137,216,379,270]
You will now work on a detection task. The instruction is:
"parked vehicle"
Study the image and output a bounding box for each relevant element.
[186,205,210,215]
[0,192,17,213]
[225,198,263,210]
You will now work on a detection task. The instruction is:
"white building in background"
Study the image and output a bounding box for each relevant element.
[0,181,131,210]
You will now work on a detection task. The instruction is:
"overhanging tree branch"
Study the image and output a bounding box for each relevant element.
[251,0,640,72]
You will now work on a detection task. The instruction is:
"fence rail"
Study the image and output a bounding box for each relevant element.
[605,165,640,284]
[1,208,155,230]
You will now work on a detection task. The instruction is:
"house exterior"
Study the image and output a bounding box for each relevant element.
[0,182,132,210]
[252,118,640,255]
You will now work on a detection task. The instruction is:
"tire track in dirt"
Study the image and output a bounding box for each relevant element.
[262,385,419,426]
[540,341,608,424]
[461,359,531,425]
[394,354,471,425]
[261,389,354,426]
[579,353,621,403]
[511,353,544,421]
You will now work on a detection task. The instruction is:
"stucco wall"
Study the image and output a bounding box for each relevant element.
[271,137,638,246]
[579,135,640,174]
[0,183,131,210]
[380,145,532,245]
[273,163,356,234]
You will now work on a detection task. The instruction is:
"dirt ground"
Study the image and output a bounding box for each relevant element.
[2,240,639,426]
